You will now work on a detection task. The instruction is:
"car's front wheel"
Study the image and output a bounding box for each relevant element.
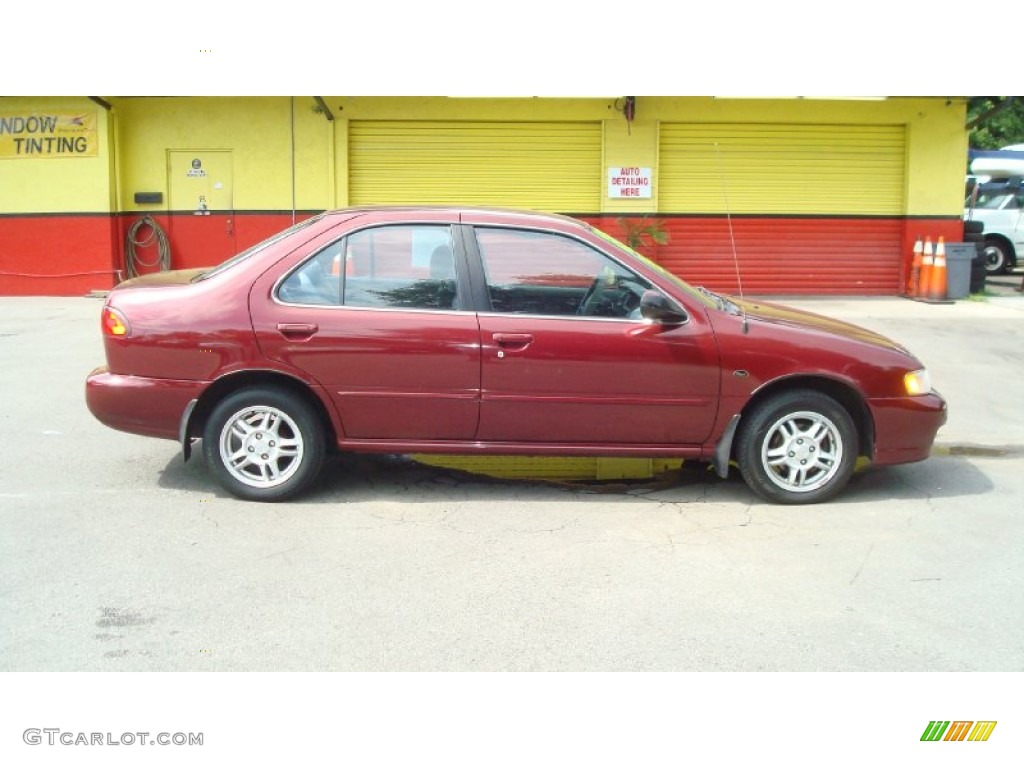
[202,387,325,501]
[736,389,858,505]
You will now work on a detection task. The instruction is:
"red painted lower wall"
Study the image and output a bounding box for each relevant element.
[114,212,319,277]
[0,212,319,296]
[0,214,120,296]
[582,216,966,296]
[1,212,966,297]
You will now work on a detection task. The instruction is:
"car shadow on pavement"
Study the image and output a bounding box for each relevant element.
[834,455,995,504]
[156,449,995,507]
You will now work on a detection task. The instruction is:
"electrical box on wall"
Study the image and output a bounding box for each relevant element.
[134,192,163,205]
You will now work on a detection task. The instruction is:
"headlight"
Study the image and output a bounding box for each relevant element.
[903,369,932,396]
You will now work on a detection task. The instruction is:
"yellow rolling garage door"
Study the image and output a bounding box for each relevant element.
[656,123,907,294]
[349,121,602,212]
[659,123,906,215]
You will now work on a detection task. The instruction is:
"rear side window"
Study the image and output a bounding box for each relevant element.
[345,225,459,310]
[278,225,460,310]
[278,241,343,305]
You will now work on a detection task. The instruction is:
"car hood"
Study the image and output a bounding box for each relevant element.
[721,295,909,353]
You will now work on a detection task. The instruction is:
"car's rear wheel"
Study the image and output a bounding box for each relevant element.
[983,240,1010,275]
[736,389,858,505]
[202,387,325,501]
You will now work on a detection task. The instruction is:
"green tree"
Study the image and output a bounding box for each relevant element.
[968,97,1024,149]
[616,216,669,255]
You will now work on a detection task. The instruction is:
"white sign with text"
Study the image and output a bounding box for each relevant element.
[607,167,652,198]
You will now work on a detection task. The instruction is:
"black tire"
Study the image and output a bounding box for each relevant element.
[963,233,984,243]
[736,389,858,505]
[202,387,325,501]
[983,239,1011,275]
[963,220,984,235]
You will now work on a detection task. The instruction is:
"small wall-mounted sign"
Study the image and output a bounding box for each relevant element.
[607,166,652,198]
[133,191,163,205]
[0,111,99,159]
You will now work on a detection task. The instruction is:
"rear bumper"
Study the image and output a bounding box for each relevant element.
[85,366,208,441]
[868,391,948,465]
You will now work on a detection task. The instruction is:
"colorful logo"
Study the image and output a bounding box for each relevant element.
[921,721,997,742]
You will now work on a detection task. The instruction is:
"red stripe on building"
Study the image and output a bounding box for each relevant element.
[0,214,119,296]
[583,216,965,296]
[2,212,965,297]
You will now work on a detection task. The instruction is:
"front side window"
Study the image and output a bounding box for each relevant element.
[474,227,652,318]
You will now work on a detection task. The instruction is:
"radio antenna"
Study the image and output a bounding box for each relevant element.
[714,142,749,333]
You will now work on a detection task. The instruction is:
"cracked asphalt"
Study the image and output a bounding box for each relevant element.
[1,295,1022,671]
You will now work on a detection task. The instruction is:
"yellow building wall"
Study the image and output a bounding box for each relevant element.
[323,96,968,217]
[1,95,968,218]
[603,118,660,213]
[0,96,115,213]
[110,96,334,212]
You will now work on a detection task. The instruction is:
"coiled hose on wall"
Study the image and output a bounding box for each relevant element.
[125,216,171,279]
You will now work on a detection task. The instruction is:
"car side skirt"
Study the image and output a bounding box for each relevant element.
[333,438,705,459]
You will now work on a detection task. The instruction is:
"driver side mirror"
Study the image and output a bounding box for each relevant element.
[640,290,687,324]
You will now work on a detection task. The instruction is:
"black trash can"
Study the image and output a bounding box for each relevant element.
[970,244,987,294]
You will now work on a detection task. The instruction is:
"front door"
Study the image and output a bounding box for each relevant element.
[470,226,721,446]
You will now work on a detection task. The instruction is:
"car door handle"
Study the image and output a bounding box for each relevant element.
[492,333,534,347]
[276,322,319,339]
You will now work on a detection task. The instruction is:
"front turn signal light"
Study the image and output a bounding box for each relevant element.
[102,307,131,337]
[904,369,931,396]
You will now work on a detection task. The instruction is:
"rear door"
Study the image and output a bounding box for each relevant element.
[251,220,481,441]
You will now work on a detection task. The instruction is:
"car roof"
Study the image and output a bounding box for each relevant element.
[320,205,589,229]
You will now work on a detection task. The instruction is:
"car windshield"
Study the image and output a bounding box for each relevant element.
[192,214,326,281]
[967,192,1019,210]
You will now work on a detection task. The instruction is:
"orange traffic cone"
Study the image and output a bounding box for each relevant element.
[918,237,934,301]
[928,236,947,301]
[331,253,341,276]
[909,236,923,297]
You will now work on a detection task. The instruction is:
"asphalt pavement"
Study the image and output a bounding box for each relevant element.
[0,290,1022,673]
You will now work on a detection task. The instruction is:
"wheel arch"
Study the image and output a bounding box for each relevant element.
[733,375,875,462]
[182,370,339,456]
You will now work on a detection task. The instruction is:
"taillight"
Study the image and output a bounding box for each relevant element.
[102,306,131,337]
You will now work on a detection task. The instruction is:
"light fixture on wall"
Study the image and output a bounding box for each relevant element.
[614,96,636,135]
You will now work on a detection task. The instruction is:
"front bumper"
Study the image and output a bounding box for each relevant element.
[868,390,948,466]
[85,366,208,441]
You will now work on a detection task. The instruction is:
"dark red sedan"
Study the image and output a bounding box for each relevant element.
[86,206,946,504]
